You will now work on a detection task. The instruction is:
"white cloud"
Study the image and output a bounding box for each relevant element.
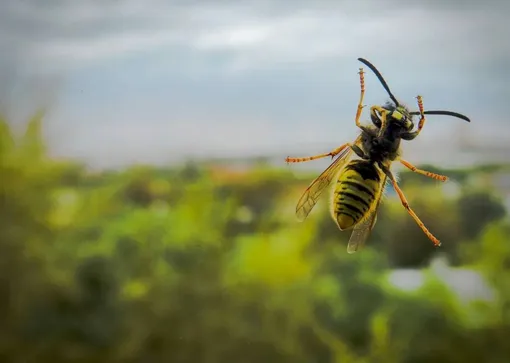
[194,24,274,50]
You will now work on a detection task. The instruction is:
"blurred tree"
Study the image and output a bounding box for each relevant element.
[457,191,506,240]
[312,247,389,355]
[122,168,154,207]
[381,193,460,268]
[0,113,68,360]
[178,161,202,182]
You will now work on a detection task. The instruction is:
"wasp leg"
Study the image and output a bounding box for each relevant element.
[354,67,366,128]
[285,143,349,163]
[402,95,427,139]
[399,159,448,182]
[370,105,389,137]
[380,163,441,247]
[415,95,427,135]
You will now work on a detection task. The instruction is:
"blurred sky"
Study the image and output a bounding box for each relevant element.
[1,0,509,169]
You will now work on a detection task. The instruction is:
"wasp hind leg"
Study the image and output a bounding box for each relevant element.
[285,143,349,164]
[380,163,441,247]
[399,159,448,182]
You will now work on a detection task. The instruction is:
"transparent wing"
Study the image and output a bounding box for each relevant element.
[346,175,387,254]
[295,136,361,222]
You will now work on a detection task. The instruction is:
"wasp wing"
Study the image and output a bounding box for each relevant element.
[295,136,361,222]
[346,174,387,254]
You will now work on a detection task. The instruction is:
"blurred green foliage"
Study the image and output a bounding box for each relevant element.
[1,114,510,362]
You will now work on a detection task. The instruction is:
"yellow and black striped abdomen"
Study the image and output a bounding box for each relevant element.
[331,160,383,230]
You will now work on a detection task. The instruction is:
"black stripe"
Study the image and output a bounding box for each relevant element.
[343,191,371,210]
[341,203,364,217]
[345,161,380,182]
[343,180,375,198]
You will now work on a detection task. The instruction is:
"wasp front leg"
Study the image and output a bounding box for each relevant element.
[414,95,427,135]
[370,105,389,136]
[354,67,366,128]
[402,95,427,140]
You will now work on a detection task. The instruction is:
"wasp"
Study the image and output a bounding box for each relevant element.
[286,58,471,253]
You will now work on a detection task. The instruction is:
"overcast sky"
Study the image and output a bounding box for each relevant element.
[1,0,509,169]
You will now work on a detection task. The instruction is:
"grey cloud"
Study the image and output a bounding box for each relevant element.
[379,0,507,11]
[2,1,182,59]
[1,0,508,124]
[2,0,508,74]
[0,0,186,116]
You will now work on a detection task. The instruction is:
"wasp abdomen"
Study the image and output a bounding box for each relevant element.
[332,160,382,230]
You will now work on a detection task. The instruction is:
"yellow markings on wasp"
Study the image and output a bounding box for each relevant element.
[392,110,403,120]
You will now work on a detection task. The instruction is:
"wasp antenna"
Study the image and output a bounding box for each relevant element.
[357,57,399,107]
[410,110,471,122]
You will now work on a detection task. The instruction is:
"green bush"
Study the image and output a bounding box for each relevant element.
[1,114,510,362]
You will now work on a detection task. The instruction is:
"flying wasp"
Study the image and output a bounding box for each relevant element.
[286,58,471,254]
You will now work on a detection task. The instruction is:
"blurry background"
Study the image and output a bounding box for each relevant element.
[1,0,510,362]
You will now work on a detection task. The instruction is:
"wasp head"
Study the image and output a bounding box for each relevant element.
[358,57,471,131]
[371,102,415,133]
[389,105,414,131]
